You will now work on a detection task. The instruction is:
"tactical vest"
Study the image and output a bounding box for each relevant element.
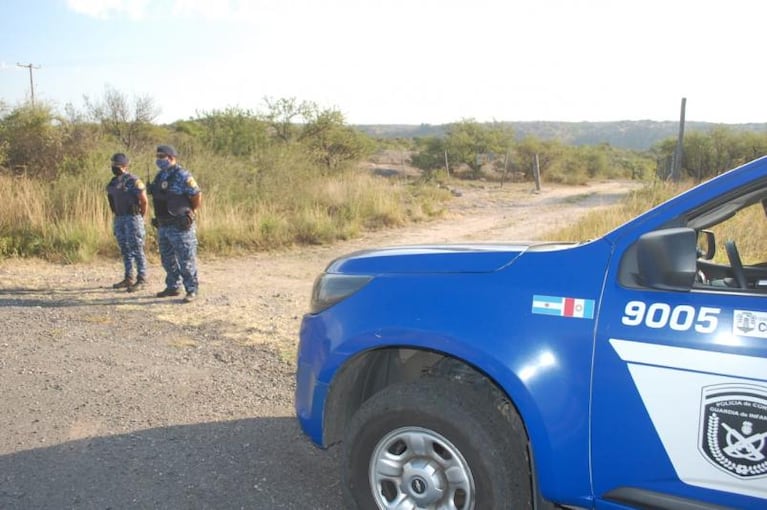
[150,169,192,220]
[107,173,141,216]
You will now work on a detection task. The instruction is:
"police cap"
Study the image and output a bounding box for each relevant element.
[111,153,129,166]
[156,145,178,158]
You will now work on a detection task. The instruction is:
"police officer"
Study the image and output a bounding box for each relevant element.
[106,152,148,292]
[148,145,202,303]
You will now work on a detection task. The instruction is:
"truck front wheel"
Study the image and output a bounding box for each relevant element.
[341,378,532,509]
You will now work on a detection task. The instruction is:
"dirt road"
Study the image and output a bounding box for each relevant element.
[0,179,637,509]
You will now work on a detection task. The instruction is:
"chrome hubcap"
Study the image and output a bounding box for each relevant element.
[369,426,474,509]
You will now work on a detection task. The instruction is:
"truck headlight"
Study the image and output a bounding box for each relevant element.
[310,273,373,314]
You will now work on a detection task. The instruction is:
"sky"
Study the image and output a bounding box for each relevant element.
[1,0,766,125]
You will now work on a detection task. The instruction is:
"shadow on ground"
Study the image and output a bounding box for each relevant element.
[0,417,342,509]
[0,286,191,308]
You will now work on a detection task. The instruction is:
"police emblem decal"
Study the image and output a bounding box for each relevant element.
[732,309,767,339]
[699,384,767,478]
[734,310,757,334]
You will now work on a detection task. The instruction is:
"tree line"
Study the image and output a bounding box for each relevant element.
[406,120,767,185]
[0,88,374,180]
[1,87,765,184]
[0,87,766,261]
[360,120,767,152]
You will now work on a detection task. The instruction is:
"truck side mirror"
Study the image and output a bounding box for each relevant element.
[635,228,697,291]
[696,230,715,260]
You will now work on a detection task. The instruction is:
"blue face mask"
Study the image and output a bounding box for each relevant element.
[155,158,171,171]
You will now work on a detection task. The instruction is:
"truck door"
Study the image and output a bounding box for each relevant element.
[591,231,767,509]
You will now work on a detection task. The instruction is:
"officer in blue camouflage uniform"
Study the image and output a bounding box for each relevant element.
[148,145,202,303]
[107,153,149,292]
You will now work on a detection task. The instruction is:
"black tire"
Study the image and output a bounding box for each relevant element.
[341,378,532,509]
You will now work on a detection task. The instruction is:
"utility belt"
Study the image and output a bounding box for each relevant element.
[153,214,194,230]
[115,204,141,217]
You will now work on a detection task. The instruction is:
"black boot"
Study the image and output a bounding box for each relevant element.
[112,277,134,289]
[127,276,146,293]
[156,288,181,298]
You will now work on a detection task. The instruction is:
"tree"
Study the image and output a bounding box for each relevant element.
[83,85,160,151]
[515,136,548,180]
[443,120,515,179]
[653,127,767,181]
[261,97,373,172]
[196,107,269,157]
[579,145,609,178]
[300,107,374,172]
[736,131,767,167]
[0,103,64,178]
[0,102,105,178]
[411,136,447,178]
[262,96,315,143]
[681,132,714,181]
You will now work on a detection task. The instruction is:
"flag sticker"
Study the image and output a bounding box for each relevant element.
[532,295,595,319]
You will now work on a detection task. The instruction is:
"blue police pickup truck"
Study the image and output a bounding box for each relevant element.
[295,157,767,509]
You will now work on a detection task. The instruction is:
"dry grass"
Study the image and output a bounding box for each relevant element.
[0,165,450,262]
[547,178,764,263]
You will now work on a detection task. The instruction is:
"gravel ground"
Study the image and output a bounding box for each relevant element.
[0,179,638,509]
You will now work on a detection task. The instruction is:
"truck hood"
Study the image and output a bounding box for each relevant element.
[325,242,574,274]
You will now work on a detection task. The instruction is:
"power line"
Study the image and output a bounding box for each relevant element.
[16,62,41,106]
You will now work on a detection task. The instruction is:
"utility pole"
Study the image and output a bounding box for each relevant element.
[671,97,686,182]
[16,62,41,106]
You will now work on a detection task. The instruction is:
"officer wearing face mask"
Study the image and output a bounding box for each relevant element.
[148,144,202,303]
[106,152,149,292]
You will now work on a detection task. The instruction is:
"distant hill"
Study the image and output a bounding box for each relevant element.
[356,121,767,151]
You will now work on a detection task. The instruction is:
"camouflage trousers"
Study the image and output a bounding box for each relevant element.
[157,224,198,293]
[113,215,147,280]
